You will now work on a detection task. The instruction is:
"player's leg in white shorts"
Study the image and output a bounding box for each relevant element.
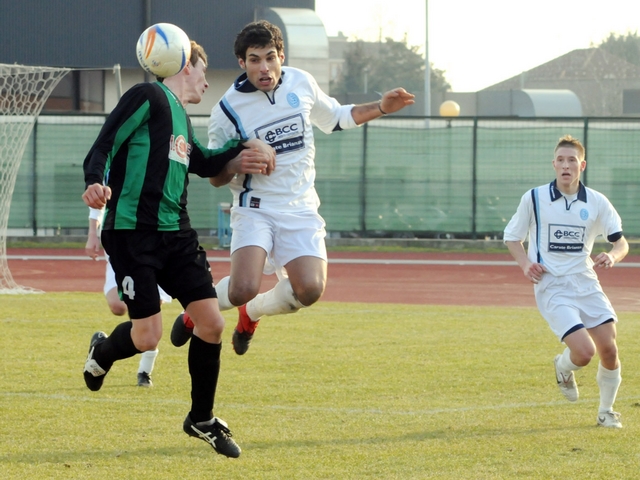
[535,272,616,341]
[227,208,327,318]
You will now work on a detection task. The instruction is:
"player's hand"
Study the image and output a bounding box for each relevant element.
[379,88,416,114]
[82,184,111,209]
[242,138,276,174]
[85,234,101,260]
[236,139,275,175]
[524,262,546,284]
[593,252,615,269]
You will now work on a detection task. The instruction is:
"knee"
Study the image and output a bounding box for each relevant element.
[294,282,325,307]
[133,336,160,352]
[109,304,127,316]
[228,282,260,306]
[598,342,618,365]
[107,299,127,316]
[190,312,225,341]
[571,344,597,366]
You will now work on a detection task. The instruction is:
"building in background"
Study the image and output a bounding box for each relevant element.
[436,48,640,117]
[0,0,323,115]
[4,2,640,118]
[483,48,640,117]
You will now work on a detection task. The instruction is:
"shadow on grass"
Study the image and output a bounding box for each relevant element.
[0,422,596,467]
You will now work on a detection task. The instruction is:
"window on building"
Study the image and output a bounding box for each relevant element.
[44,70,104,112]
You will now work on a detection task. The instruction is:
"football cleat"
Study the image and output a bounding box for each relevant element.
[183,414,241,458]
[137,372,153,387]
[597,411,622,428]
[170,311,194,347]
[554,354,578,402]
[231,305,259,355]
[84,331,109,391]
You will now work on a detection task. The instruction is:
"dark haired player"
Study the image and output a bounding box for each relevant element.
[171,20,414,356]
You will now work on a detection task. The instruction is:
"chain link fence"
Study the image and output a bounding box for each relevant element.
[8,115,640,238]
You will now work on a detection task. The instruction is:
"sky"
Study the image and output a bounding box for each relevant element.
[314,0,640,92]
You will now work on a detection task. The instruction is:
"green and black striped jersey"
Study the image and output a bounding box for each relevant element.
[84,81,245,231]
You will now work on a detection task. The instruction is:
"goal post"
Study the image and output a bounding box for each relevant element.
[0,63,69,294]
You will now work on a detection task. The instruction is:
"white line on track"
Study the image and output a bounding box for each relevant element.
[7,254,640,267]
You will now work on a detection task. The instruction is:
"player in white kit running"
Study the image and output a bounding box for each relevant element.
[504,135,629,428]
[170,20,414,354]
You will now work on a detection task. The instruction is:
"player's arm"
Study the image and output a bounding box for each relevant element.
[593,235,629,269]
[504,191,546,283]
[83,84,151,187]
[350,88,415,125]
[189,135,247,178]
[209,139,276,187]
[505,241,546,284]
[85,208,102,260]
[83,84,151,209]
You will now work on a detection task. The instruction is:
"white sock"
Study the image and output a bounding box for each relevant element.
[597,362,621,413]
[138,349,158,374]
[557,347,581,374]
[246,278,305,320]
[215,276,233,311]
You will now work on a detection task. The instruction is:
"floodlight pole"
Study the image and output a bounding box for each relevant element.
[424,0,430,120]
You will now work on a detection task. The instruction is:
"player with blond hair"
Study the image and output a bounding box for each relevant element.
[504,134,629,428]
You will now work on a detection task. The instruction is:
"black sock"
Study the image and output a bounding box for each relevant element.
[94,322,141,372]
[188,334,221,423]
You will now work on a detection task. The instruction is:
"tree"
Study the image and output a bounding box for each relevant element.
[330,37,450,96]
[595,31,640,66]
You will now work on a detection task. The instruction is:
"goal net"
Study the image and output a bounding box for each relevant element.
[0,64,69,294]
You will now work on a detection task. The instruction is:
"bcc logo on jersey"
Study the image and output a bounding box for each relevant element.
[548,224,585,252]
[255,114,305,155]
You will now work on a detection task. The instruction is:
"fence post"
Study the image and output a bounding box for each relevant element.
[31,119,38,236]
[359,123,368,232]
[582,117,589,186]
[471,117,478,239]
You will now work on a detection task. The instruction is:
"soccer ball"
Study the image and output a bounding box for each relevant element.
[136,23,191,78]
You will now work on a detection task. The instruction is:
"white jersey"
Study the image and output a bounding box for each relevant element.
[208,67,358,213]
[503,181,623,277]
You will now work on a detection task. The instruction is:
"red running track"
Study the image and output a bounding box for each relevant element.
[7,249,640,311]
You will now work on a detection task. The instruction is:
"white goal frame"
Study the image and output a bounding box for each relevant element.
[0,64,69,293]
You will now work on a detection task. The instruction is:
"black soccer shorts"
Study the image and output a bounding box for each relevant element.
[101,228,216,319]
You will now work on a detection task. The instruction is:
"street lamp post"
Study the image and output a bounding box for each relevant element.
[424,0,430,117]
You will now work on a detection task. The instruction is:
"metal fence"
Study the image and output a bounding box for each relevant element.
[8,114,640,238]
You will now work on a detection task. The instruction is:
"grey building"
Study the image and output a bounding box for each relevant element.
[0,0,329,115]
[483,48,640,117]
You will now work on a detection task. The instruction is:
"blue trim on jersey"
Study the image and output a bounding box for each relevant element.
[608,231,623,243]
[531,188,542,264]
[238,174,253,207]
[219,98,248,139]
[550,180,588,203]
[219,99,253,206]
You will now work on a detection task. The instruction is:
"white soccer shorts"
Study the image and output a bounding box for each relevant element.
[229,207,327,275]
[534,269,617,340]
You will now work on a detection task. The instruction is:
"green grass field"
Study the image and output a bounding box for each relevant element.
[1,293,640,479]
